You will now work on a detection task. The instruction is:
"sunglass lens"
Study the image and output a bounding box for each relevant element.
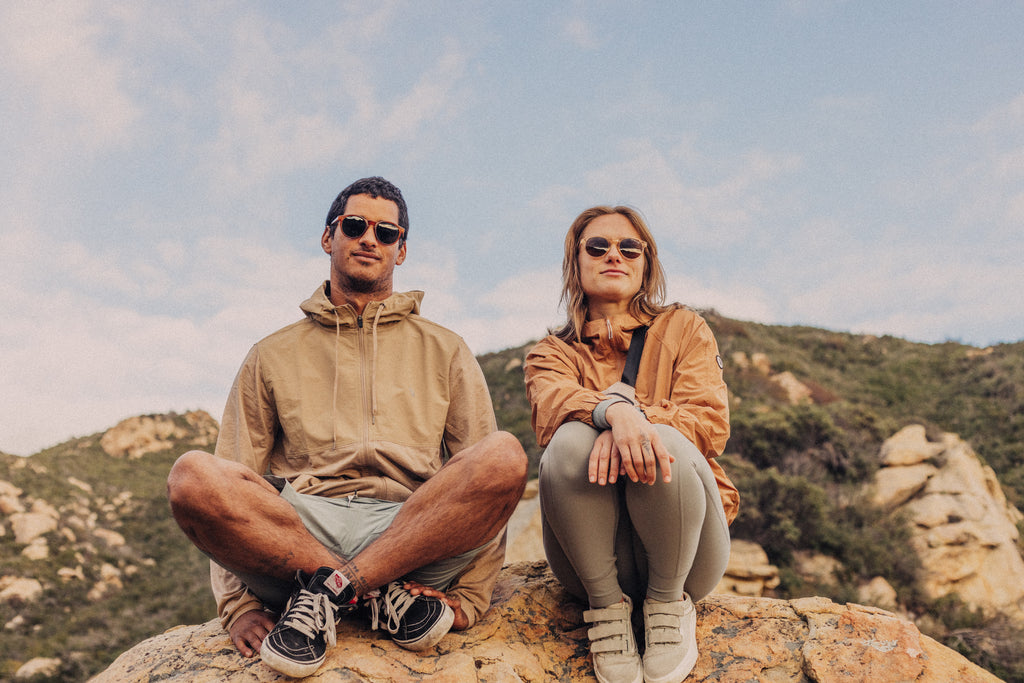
[619,239,644,259]
[584,237,611,257]
[340,216,368,239]
[375,223,402,245]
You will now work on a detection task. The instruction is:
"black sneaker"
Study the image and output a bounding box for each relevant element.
[365,581,455,651]
[260,567,358,677]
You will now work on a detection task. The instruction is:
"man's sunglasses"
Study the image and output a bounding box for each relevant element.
[580,236,647,260]
[331,215,406,245]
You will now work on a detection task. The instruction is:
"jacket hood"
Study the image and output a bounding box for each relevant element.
[300,282,424,327]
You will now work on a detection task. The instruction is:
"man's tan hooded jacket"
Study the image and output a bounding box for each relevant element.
[211,284,501,630]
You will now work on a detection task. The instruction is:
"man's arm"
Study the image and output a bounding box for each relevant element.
[209,344,280,630]
[442,340,498,455]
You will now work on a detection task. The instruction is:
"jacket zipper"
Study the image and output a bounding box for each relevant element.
[356,314,373,465]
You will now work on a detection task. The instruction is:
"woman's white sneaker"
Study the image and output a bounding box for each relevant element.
[642,594,698,683]
[583,595,643,683]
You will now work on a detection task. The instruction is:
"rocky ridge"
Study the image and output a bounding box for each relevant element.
[91,560,999,683]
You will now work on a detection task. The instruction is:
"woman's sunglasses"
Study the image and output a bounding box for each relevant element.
[580,236,647,260]
[331,215,406,245]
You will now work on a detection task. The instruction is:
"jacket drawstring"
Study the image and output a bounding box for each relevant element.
[370,303,385,422]
[333,317,341,448]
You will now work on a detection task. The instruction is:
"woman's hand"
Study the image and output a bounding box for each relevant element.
[588,429,624,485]
[404,581,469,631]
[600,402,674,485]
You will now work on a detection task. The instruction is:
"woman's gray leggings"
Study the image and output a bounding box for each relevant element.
[538,421,730,609]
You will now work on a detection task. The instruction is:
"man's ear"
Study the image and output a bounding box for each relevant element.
[321,226,333,254]
[395,241,407,266]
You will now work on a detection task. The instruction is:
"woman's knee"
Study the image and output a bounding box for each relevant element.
[539,422,598,485]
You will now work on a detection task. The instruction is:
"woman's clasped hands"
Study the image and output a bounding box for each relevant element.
[588,401,674,486]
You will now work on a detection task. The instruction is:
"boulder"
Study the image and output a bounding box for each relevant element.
[0,577,44,605]
[15,657,62,680]
[715,539,780,597]
[91,562,999,683]
[9,512,57,545]
[770,370,813,405]
[870,425,1024,618]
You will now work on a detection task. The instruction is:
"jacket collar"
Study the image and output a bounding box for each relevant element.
[300,282,424,328]
[581,313,649,353]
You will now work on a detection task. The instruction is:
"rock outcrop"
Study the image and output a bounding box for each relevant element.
[871,425,1024,619]
[714,538,780,597]
[91,561,999,683]
[99,410,218,459]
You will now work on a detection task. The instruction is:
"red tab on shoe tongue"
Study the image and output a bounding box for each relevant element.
[325,570,351,597]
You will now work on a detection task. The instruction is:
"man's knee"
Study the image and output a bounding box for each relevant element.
[167,450,225,516]
[482,431,529,496]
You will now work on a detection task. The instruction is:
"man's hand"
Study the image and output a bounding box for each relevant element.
[602,402,674,485]
[404,581,469,630]
[229,609,276,658]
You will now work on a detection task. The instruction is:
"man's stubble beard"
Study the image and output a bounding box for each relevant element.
[340,273,391,296]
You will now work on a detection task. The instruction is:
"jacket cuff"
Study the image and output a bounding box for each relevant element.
[593,397,632,430]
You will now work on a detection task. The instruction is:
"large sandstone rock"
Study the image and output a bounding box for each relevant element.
[714,538,780,597]
[100,410,218,459]
[91,562,999,682]
[871,425,1024,618]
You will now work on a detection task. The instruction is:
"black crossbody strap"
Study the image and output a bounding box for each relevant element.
[620,325,649,387]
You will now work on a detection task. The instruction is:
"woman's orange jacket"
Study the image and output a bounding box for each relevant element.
[524,307,739,524]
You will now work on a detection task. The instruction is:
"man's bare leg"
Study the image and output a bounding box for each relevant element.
[338,430,527,594]
[167,453,341,578]
[167,431,528,594]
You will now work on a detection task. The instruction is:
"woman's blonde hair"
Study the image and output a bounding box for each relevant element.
[554,205,671,343]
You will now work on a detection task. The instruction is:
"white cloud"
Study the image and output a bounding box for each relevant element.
[562,16,599,50]
[0,3,140,150]
[380,45,468,141]
[0,229,326,456]
[970,92,1024,137]
[578,139,802,250]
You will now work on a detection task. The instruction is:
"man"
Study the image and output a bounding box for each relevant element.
[168,176,528,678]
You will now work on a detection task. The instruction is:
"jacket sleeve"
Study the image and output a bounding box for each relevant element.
[435,339,504,626]
[524,336,607,447]
[213,344,277,473]
[443,340,498,456]
[210,344,280,627]
[640,316,730,458]
[443,530,506,628]
[211,561,264,631]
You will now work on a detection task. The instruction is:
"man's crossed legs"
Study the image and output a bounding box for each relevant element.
[167,431,527,676]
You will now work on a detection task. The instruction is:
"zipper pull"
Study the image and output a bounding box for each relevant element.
[357,315,363,329]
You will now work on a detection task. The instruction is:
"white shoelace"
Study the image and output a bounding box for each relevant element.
[367,583,416,635]
[280,590,338,647]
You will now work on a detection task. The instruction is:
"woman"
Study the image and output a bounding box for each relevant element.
[524,206,738,683]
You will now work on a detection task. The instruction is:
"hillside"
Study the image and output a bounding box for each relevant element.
[2,313,1023,681]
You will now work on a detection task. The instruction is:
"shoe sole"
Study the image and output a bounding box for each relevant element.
[643,629,698,683]
[392,602,455,651]
[260,645,325,678]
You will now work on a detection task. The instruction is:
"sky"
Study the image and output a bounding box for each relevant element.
[2,1,1023,456]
